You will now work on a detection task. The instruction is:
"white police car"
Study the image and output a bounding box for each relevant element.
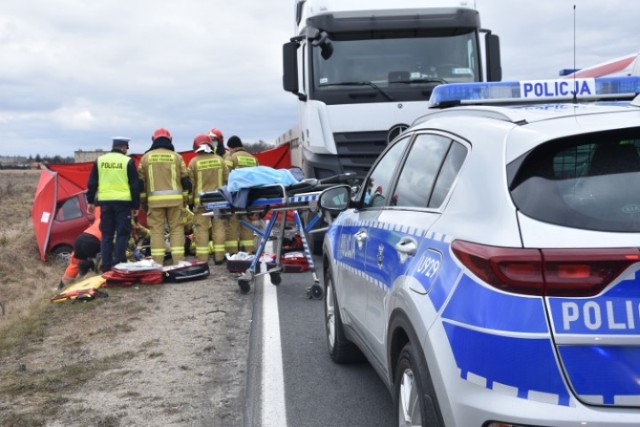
[317,77,640,426]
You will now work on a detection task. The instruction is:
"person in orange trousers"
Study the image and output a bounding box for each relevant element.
[59,207,102,289]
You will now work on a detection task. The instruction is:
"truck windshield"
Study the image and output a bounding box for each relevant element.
[311,31,479,104]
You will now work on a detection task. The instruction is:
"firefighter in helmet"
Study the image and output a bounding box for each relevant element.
[137,128,191,265]
[225,135,259,254]
[188,133,229,264]
[208,128,227,159]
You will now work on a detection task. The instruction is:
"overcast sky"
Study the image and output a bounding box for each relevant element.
[1,0,638,157]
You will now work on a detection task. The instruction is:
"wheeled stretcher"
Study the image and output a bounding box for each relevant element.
[200,179,336,298]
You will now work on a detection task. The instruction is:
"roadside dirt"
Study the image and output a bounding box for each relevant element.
[0,170,253,427]
[0,269,253,427]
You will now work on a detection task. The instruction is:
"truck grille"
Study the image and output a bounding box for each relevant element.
[333,131,388,176]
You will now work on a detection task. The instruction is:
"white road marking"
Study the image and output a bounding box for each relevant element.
[261,263,288,427]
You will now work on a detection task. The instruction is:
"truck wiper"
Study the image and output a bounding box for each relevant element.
[393,77,449,85]
[319,81,394,101]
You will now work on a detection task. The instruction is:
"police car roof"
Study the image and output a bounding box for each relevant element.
[416,76,640,127]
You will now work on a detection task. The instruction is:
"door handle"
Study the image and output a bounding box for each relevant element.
[354,229,367,250]
[395,237,417,264]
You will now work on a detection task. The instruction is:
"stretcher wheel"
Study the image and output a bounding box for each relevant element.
[238,279,251,294]
[270,272,281,285]
[308,283,323,300]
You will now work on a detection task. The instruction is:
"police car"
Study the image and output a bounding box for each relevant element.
[316,76,640,426]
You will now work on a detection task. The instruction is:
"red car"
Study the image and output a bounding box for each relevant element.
[47,191,94,265]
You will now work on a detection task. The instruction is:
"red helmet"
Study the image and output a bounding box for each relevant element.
[193,133,213,151]
[152,128,172,141]
[208,128,223,144]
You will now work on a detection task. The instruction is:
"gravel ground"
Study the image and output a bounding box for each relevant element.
[0,267,253,427]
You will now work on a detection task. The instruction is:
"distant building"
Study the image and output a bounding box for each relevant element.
[74,149,106,163]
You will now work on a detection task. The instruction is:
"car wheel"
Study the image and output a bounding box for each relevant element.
[395,342,443,427]
[51,245,73,266]
[324,269,364,363]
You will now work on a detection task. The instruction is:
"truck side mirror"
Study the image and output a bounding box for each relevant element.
[485,33,502,82]
[283,42,300,94]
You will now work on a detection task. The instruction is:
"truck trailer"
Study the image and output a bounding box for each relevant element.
[279,0,502,181]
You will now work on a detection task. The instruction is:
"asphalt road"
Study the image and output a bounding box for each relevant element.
[245,260,394,427]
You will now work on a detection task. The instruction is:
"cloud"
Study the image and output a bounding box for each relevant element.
[1,0,639,157]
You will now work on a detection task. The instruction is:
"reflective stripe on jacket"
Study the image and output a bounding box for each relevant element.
[96,152,132,202]
[188,154,228,206]
[228,148,258,170]
[138,148,188,208]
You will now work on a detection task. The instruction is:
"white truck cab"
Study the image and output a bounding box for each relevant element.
[281,0,502,181]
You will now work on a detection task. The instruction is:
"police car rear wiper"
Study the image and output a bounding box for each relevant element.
[319,81,394,101]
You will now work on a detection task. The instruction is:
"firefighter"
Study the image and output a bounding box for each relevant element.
[225,135,259,254]
[188,134,229,264]
[59,207,102,288]
[137,128,191,265]
[87,137,140,272]
[208,128,227,159]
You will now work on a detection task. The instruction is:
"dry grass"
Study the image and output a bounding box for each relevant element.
[0,171,121,426]
[0,170,251,426]
[0,170,84,426]
[0,170,59,322]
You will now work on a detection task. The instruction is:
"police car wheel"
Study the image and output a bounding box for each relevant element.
[394,342,442,427]
[324,270,364,364]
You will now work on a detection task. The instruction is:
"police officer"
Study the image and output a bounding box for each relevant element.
[188,134,229,264]
[87,137,140,272]
[137,128,191,265]
[225,135,259,254]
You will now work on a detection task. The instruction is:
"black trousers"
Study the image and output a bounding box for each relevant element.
[74,233,101,260]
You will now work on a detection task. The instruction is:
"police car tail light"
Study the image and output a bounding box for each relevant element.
[451,240,544,296]
[541,248,640,297]
[452,241,640,297]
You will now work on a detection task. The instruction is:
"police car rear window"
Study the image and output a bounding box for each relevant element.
[510,128,640,232]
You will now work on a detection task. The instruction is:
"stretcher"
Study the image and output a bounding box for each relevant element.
[200,175,354,298]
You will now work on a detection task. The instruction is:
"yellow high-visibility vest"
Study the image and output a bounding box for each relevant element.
[97,152,132,202]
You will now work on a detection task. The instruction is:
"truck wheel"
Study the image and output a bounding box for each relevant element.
[324,269,364,363]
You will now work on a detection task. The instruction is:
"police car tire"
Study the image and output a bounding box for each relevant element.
[324,270,364,364]
[394,342,443,427]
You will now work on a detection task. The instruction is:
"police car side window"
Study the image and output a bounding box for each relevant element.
[394,134,452,208]
[429,141,467,208]
[363,137,410,208]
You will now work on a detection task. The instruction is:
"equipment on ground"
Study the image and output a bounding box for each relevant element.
[51,276,107,302]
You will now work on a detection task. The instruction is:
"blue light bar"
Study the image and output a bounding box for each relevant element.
[429,76,640,108]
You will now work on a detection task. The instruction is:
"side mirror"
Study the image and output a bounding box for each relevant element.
[283,41,300,94]
[318,185,351,213]
[485,33,502,82]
